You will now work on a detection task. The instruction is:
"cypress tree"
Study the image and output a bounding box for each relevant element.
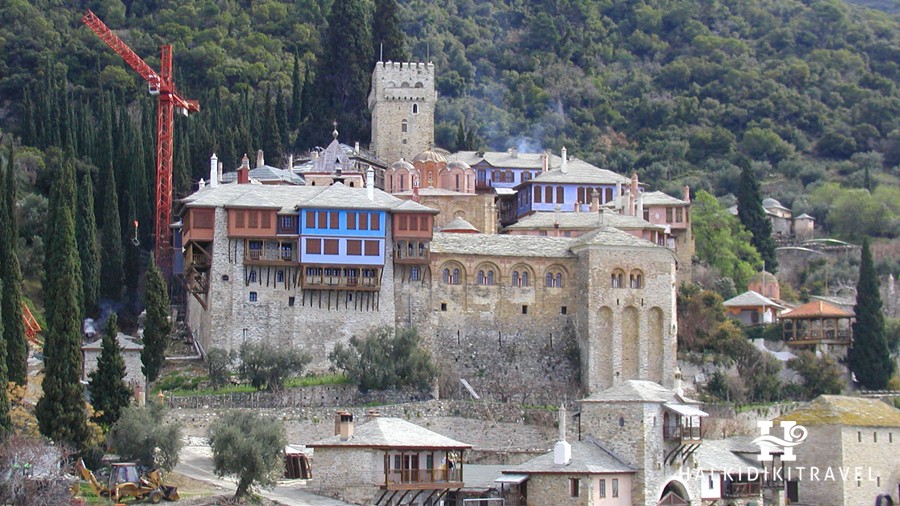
[736,158,777,274]
[77,173,101,316]
[122,194,142,296]
[88,314,132,428]
[141,260,171,383]
[100,160,124,301]
[43,148,81,326]
[307,0,373,145]
[373,0,409,63]
[847,239,894,390]
[36,151,90,450]
[3,143,27,385]
[289,52,303,133]
[0,279,9,434]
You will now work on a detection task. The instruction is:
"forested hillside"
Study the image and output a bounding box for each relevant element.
[1,0,898,237]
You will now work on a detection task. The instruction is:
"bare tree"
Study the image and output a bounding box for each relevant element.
[0,435,75,506]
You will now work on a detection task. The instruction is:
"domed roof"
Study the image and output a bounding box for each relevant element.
[412,149,447,164]
[447,160,471,170]
[750,270,779,285]
[762,198,783,208]
[390,159,415,171]
[441,217,479,233]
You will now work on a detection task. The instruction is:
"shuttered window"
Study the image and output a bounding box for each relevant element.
[365,240,380,256]
[306,238,321,254]
[324,239,339,255]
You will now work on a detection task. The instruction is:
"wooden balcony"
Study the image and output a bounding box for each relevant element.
[664,425,702,442]
[302,267,381,291]
[244,240,297,265]
[382,468,463,491]
[723,481,761,498]
[785,329,851,344]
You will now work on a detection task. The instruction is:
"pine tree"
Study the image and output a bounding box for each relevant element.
[0,278,9,434]
[306,0,373,145]
[88,314,132,428]
[289,52,303,133]
[373,0,409,63]
[141,260,171,383]
[100,160,124,301]
[76,173,101,316]
[736,158,777,274]
[847,239,894,390]
[3,143,27,385]
[36,152,90,451]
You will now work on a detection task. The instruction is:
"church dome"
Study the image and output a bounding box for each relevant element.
[762,198,783,209]
[390,159,415,171]
[447,160,471,171]
[412,149,447,164]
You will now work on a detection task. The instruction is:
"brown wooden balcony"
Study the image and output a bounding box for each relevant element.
[785,329,850,343]
[302,268,381,291]
[382,468,463,491]
[244,240,297,265]
[664,425,702,442]
[723,481,761,498]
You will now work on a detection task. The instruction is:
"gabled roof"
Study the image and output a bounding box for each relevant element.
[441,217,479,233]
[569,226,661,250]
[393,200,440,214]
[779,300,853,319]
[182,183,415,213]
[640,191,689,207]
[795,213,815,221]
[692,437,763,473]
[82,333,143,352]
[776,396,900,428]
[393,188,473,197]
[248,166,305,185]
[448,150,563,170]
[307,417,471,450]
[723,291,784,309]
[502,436,634,475]
[523,158,630,185]
[579,380,701,405]
[430,232,574,258]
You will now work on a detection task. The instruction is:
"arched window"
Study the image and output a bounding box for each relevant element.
[546,270,564,288]
[630,270,644,289]
[401,120,408,133]
[546,273,553,287]
[512,271,520,287]
[412,103,419,114]
[477,270,485,285]
[442,269,450,284]
[487,271,494,285]
[452,268,460,285]
[611,269,625,288]
[522,271,529,287]
[411,266,420,282]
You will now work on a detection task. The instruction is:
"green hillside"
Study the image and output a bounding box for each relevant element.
[1,0,898,199]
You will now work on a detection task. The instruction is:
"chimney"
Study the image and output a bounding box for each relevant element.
[683,185,691,203]
[365,409,381,423]
[541,151,549,172]
[217,162,223,184]
[412,185,420,203]
[209,153,218,188]
[198,178,206,189]
[590,189,600,213]
[339,412,354,441]
[637,190,644,219]
[509,147,518,158]
[287,153,294,171]
[560,147,568,173]
[367,167,375,201]
[615,181,622,207]
[354,141,360,154]
[238,154,250,184]
[553,405,571,466]
[256,149,265,168]
[674,367,684,397]
[334,410,348,435]
[630,173,639,216]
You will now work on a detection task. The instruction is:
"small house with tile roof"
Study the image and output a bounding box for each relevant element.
[724,290,785,326]
[779,300,854,355]
[82,332,145,392]
[774,396,900,506]
[308,412,470,506]
[691,437,765,506]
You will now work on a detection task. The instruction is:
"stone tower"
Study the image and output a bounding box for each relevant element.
[368,61,436,164]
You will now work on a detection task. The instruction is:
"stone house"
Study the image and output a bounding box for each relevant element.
[690,437,765,506]
[369,61,436,164]
[307,412,470,506]
[775,395,900,506]
[81,332,145,390]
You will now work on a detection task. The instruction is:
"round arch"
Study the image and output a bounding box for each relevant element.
[474,261,501,286]
[509,263,535,288]
[438,260,466,286]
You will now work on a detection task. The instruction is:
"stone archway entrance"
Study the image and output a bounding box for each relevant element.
[658,480,690,505]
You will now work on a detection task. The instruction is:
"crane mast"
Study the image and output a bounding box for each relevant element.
[82,10,200,277]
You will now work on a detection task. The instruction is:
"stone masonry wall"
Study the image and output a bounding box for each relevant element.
[309,446,381,505]
[370,61,435,163]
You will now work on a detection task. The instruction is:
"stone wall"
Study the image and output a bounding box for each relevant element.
[308,446,381,505]
[369,61,435,164]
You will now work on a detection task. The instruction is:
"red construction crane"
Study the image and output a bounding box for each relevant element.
[82,10,200,277]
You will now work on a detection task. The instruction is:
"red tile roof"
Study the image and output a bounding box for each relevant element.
[779,300,854,319]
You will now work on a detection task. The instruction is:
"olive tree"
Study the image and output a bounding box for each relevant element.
[208,410,287,499]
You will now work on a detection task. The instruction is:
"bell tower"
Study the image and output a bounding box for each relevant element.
[368,61,436,164]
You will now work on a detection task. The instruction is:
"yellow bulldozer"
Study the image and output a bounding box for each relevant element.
[77,459,179,503]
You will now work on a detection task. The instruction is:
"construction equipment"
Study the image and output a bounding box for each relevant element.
[21,302,41,346]
[81,10,200,278]
[77,460,179,503]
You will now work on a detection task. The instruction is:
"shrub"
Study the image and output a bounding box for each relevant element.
[206,348,235,389]
[107,403,182,471]
[238,341,310,391]
[330,326,436,393]
[208,410,286,499]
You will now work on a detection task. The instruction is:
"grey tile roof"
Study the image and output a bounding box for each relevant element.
[441,217,479,232]
[569,226,661,249]
[249,166,305,185]
[503,436,634,475]
[640,191,689,207]
[82,333,143,351]
[579,380,701,404]
[394,200,440,213]
[393,188,472,197]
[448,151,563,170]
[307,417,471,449]
[524,159,630,185]
[692,437,763,473]
[182,183,414,213]
[430,232,575,259]
[723,291,784,309]
[504,211,665,232]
